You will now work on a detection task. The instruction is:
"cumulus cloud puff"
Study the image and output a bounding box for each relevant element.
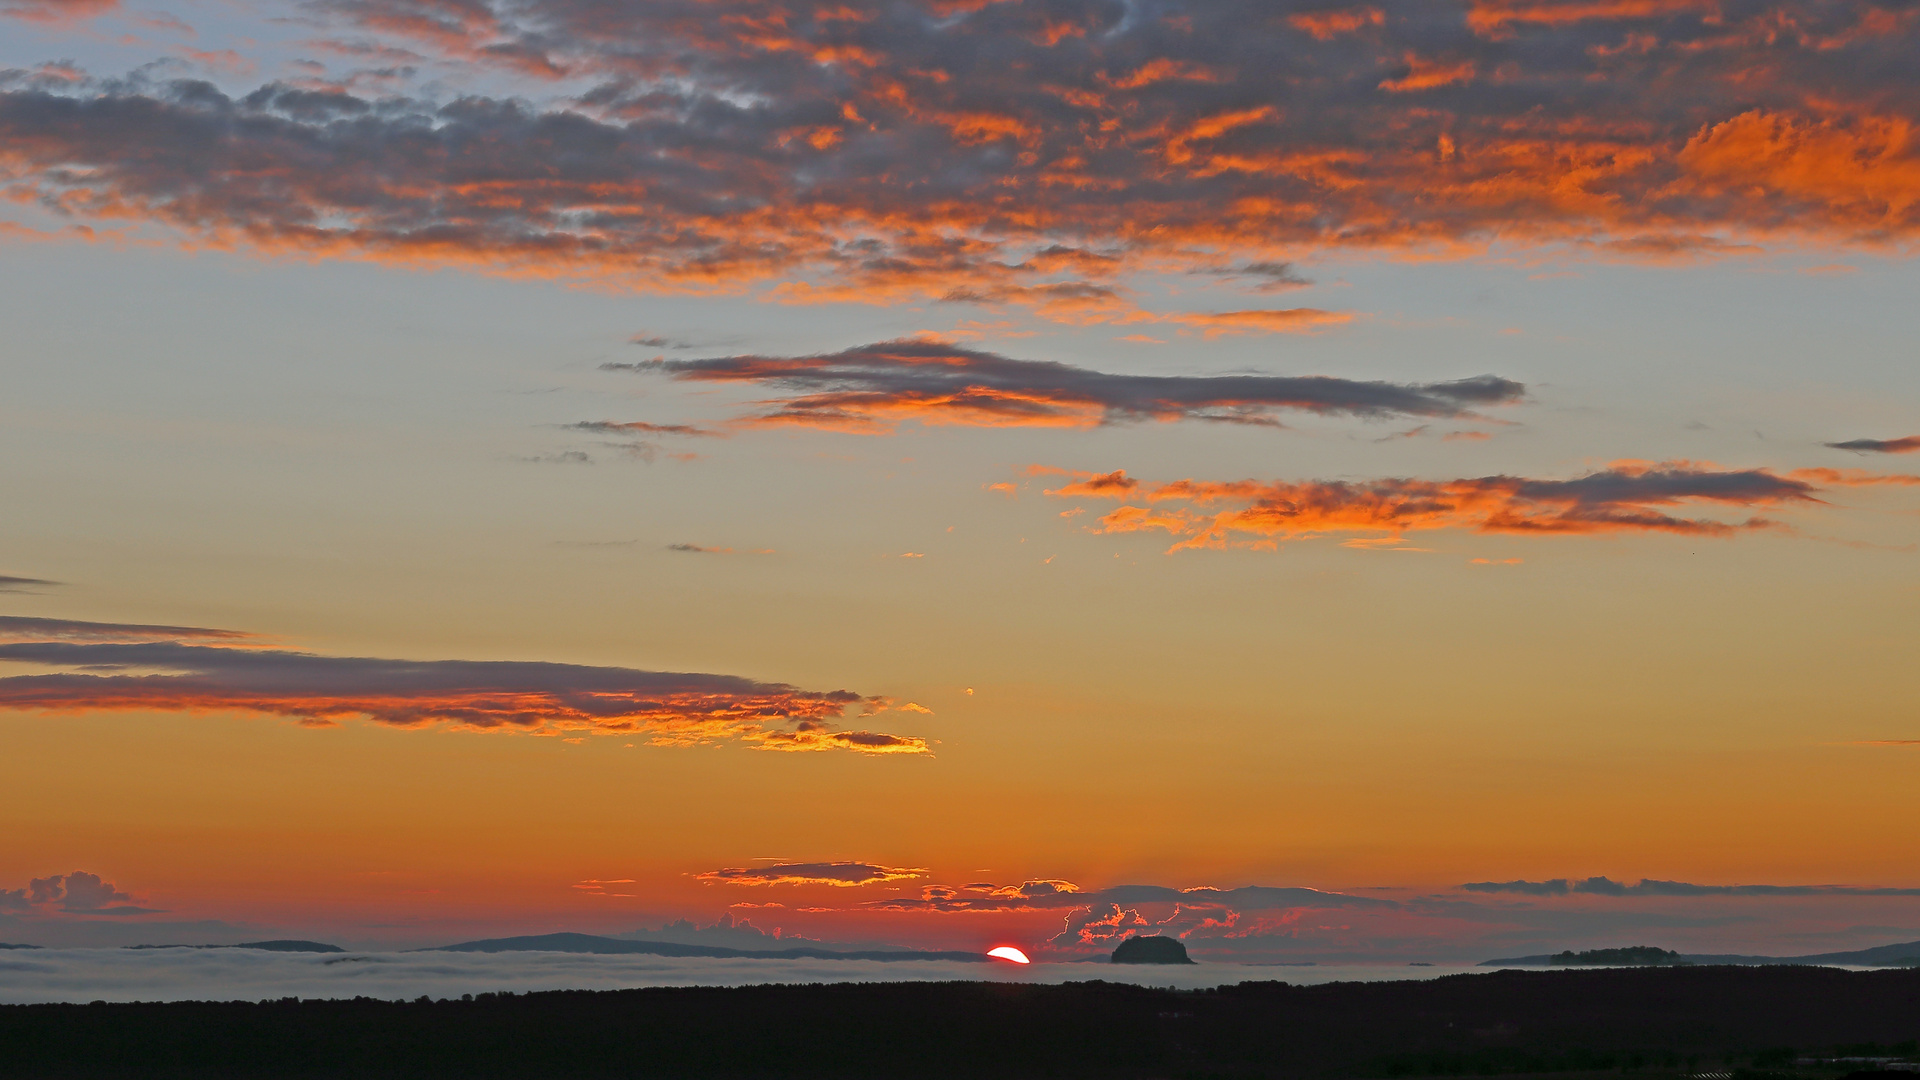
[2,871,161,916]
[0,618,926,753]
[609,340,1522,432]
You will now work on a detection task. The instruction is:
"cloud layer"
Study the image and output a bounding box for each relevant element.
[852,877,1396,950]
[0,619,925,753]
[1462,876,1920,897]
[4,0,1920,301]
[611,340,1522,432]
[1038,461,1916,549]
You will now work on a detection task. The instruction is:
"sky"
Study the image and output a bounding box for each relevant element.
[2,0,1919,967]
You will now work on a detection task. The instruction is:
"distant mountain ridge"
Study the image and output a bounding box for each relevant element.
[122,940,345,953]
[1483,939,1920,967]
[425,931,988,962]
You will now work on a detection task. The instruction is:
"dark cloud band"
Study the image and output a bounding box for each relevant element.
[608,340,1522,431]
[698,863,927,887]
[1826,436,1920,454]
[0,619,926,753]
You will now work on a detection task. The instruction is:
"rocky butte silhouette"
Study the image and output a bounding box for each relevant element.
[1110,936,1194,964]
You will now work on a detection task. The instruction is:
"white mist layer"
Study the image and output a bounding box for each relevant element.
[0,950,1490,1004]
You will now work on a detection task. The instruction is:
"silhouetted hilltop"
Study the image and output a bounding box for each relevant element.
[1111,936,1194,964]
[427,931,986,962]
[121,941,345,953]
[236,940,345,953]
[4,966,1920,1078]
[1486,939,1920,967]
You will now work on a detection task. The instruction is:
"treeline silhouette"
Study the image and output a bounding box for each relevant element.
[1549,947,1687,966]
[3,966,1919,1078]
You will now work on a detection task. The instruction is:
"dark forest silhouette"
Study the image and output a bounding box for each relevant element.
[4,966,1919,1078]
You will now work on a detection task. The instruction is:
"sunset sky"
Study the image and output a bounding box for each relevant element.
[3,0,1919,963]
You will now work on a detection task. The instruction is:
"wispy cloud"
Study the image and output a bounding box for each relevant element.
[0,616,254,644]
[0,618,926,753]
[1462,876,1920,898]
[0,576,62,593]
[1826,436,1920,454]
[565,421,723,439]
[860,879,1394,914]
[608,340,1521,433]
[0,0,117,25]
[698,862,927,887]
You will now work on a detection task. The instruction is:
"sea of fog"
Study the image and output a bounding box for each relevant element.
[0,949,1501,1004]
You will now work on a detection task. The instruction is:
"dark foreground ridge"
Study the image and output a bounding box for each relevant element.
[5,967,1920,1078]
[425,931,986,962]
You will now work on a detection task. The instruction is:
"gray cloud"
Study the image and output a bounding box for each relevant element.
[607,340,1522,432]
[0,616,253,644]
[1463,879,1571,896]
[566,421,721,438]
[1826,436,1920,454]
[0,576,61,593]
[17,872,162,916]
[1204,262,1313,292]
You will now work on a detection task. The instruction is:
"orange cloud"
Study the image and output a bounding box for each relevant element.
[1378,54,1477,92]
[1288,8,1385,40]
[1467,0,1716,35]
[1040,460,1914,551]
[1102,59,1225,90]
[1679,111,1920,233]
[1154,308,1355,337]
